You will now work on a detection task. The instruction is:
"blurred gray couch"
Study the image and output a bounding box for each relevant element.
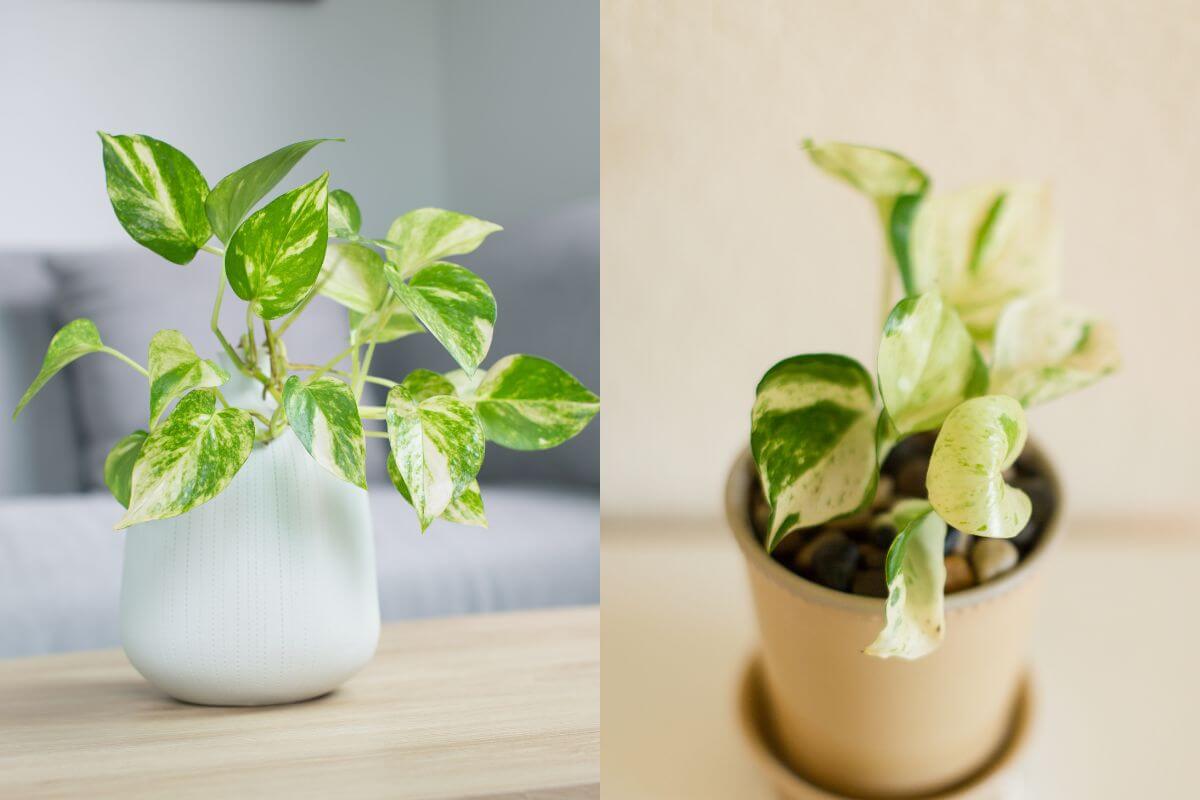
[0,199,599,658]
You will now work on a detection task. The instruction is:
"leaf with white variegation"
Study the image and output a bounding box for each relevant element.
[878,292,987,435]
[750,354,878,552]
[225,173,329,319]
[328,189,362,239]
[283,376,366,488]
[473,355,599,450]
[927,395,1031,538]
[400,369,457,403]
[865,500,948,659]
[206,138,340,243]
[386,458,487,528]
[387,262,496,373]
[13,319,106,419]
[98,133,211,265]
[909,184,1061,338]
[991,297,1120,406]
[386,385,485,531]
[115,391,254,529]
[148,330,229,424]
[318,242,388,313]
[382,208,502,278]
[349,301,425,345]
[104,429,148,508]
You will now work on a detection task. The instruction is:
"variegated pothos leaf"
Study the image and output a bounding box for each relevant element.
[225,172,329,319]
[148,330,230,424]
[472,355,599,450]
[878,292,987,435]
[990,296,1120,406]
[927,395,1032,538]
[382,208,502,278]
[104,429,148,508]
[98,132,211,264]
[386,459,487,528]
[349,301,425,345]
[750,354,878,551]
[328,189,362,239]
[283,376,367,488]
[865,500,948,660]
[13,319,106,419]
[318,241,389,314]
[387,262,496,373]
[115,390,254,529]
[400,369,457,403]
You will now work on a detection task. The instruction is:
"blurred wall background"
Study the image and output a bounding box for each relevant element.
[601,0,1199,521]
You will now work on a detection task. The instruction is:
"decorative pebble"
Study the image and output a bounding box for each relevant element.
[772,528,805,565]
[852,569,888,598]
[944,528,969,556]
[858,543,886,569]
[894,456,930,498]
[1010,475,1055,553]
[796,530,859,592]
[944,554,976,593]
[971,539,1019,583]
[864,517,898,550]
[871,475,895,511]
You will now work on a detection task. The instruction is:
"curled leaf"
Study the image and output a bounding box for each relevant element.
[318,241,388,314]
[14,319,105,419]
[148,330,229,424]
[327,189,362,238]
[104,430,148,508]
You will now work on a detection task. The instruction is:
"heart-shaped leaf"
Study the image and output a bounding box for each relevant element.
[387,262,496,373]
[909,184,1060,338]
[104,429,148,508]
[318,241,388,314]
[386,385,485,531]
[148,330,230,424]
[205,138,340,243]
[225,172,329,319]
[750,354,878,552]
[283,375,366,488]
[471,355,599,450]
[386,461,487,529]
[349,301,425,345]
[14,319,106,419]
[991,296,1120,406]
[400,369,457,403]
[98,133,211,265]
[382,208,502,278]
[328,189,362,239]
[927,395,1032,538]
[878,292,988,435]
[116,390,254,529]
[865,500,948,660]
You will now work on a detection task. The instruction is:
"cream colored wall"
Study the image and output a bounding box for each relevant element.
[601,0,1200,520]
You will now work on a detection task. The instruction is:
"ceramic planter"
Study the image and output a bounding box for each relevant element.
[120,431,379,706]
[725,446,1061,798]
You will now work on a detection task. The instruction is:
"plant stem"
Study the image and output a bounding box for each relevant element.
[358,405,386,420]
[100,347,149,378]
[276,267,335,337]
[288,363,397,388]
[355,342,377,400]
[364,430,389,439]
[879,259,894,330]
[201,243,225,257]
[210,273,253,378]
[305,344,358,384]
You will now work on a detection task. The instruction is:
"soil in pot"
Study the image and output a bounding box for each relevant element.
[751,432,1057,598]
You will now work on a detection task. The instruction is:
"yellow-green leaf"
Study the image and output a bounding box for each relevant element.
[13,319,105,419]
[381,208,502,278]
[104,429,148,508]
[148,330,229,424]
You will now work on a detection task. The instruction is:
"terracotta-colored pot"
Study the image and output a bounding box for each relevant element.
[725,445,1062,798]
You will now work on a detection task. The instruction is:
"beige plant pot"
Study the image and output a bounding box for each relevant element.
[725,446,1062,799]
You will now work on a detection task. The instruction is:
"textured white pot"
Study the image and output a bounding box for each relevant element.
[119,431,380,706]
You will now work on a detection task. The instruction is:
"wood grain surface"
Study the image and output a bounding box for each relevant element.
[0,606,599,800]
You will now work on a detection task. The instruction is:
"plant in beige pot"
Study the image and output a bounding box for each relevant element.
[729,141,1118,797]
[12,134,599,706]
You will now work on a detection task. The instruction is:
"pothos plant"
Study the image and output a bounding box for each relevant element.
[12,134,599,532]
[751,140,1118,659]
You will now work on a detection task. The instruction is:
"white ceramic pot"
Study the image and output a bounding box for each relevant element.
[119,432,380,706]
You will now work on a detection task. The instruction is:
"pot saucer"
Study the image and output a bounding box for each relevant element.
[736,654,1035,800]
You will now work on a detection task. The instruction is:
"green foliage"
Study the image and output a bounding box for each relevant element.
[13,133,599,534]
[865,500,948,659]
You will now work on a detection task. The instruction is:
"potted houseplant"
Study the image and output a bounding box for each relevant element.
[12,133,599,707]
[727,141,1118,797]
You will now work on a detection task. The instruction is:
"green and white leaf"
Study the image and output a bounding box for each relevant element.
[803,140,929,203]
[98,132,211,265]
[225,172,329,319]
[387,262,496,373]
[472,355,599,450]
[386,386,485,531]
[386,459,486,528]
[318,242,388,313]
[349,301,425,345]
[115,391,254,529]
[104,429,148,508]
[865,500,948,660]
[927,395,1032,538]
[878,292,987,435]
[991,296,1120,406]
[382,208,502,278]
[148,330,229,424]
[750,354,878,552]
[909,184,1061,337]
[206,138,339,243]
[328,189,362,239]
[400,369,457,403]
[13,319,106,419]
[283,376,366,488]
[444,367,485,398]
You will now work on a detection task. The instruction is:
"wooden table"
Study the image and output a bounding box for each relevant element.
[0,606,599,799]
[602,516,1200,799]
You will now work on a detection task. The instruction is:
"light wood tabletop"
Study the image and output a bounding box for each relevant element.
[0,605,599,800]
